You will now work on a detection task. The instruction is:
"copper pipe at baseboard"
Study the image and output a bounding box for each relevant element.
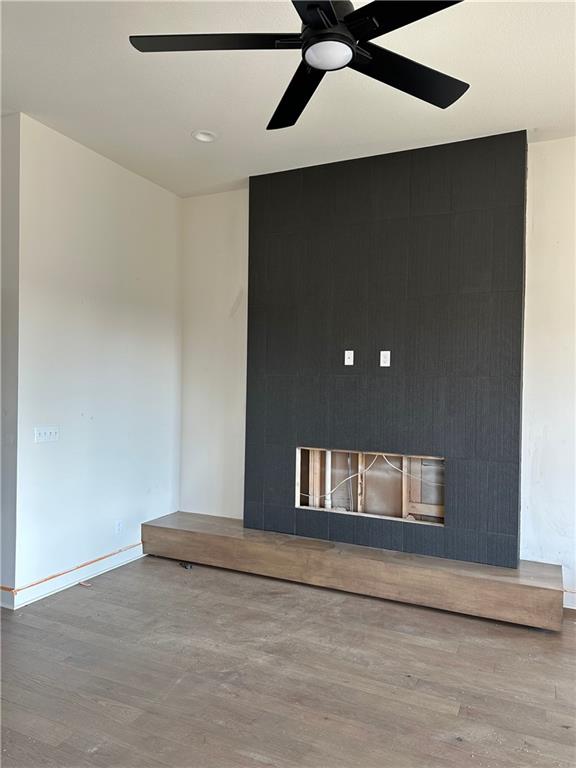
[0,542,141,596]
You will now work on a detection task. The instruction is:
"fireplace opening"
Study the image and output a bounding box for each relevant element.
[296,448,444,525]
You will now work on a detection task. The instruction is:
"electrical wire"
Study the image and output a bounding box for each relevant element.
[381,454,444,487]
[301,453,445,503]
[301,453,381,501]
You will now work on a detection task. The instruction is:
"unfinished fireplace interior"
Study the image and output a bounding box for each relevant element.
[296,448,444,524]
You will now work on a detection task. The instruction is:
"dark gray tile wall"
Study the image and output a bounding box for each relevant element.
[245,132,527,567]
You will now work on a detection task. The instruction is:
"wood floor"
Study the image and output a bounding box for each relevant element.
[1,557,575,768]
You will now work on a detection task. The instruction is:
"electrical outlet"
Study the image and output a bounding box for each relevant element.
[34,426,60,443]
[114,520,123,535]
[379,350,391,367]
[344,350,354,366]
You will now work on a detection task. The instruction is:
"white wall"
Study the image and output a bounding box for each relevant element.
[179,141,576,607]
[1,113,21,607]
[521,137,576,608]
[8,114,181,607]
[179,190,248,518]
[3,120,573,608]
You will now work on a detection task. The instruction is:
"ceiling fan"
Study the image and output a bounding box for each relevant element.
[129,1,469,130]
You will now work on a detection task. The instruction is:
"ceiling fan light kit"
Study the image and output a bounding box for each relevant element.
[304,39,353,71]
[130,1,470,130]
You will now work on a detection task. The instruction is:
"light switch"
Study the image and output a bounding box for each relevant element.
[34,426,60,443]
[344,350,354,366]
[379,350,391,367]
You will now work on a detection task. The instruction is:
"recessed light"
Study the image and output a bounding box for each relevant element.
[192,129,217,143]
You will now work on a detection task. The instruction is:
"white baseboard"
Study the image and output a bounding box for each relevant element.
[4,545,144,610]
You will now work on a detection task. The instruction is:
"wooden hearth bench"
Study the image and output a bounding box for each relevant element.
[142,512,564,631]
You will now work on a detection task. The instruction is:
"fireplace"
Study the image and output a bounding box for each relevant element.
[245,131,526,567]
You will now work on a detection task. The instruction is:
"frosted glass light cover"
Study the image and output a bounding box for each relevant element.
[304,40,353,71]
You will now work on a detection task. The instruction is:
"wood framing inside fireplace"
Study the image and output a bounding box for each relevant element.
[296,448,445,525]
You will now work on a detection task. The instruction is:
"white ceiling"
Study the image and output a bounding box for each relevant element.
[3,1,575,197]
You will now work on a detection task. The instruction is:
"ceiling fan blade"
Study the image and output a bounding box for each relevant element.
[344,1,463,41]
[129,33,302,53]
[350,43,469,108]
[292,1,339,29]
[267,61,325,130]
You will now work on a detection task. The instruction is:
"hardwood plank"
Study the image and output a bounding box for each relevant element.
[0,727,95,768]
[1,704,72,747]
[142,512,564,630]
[2,557,575,768]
